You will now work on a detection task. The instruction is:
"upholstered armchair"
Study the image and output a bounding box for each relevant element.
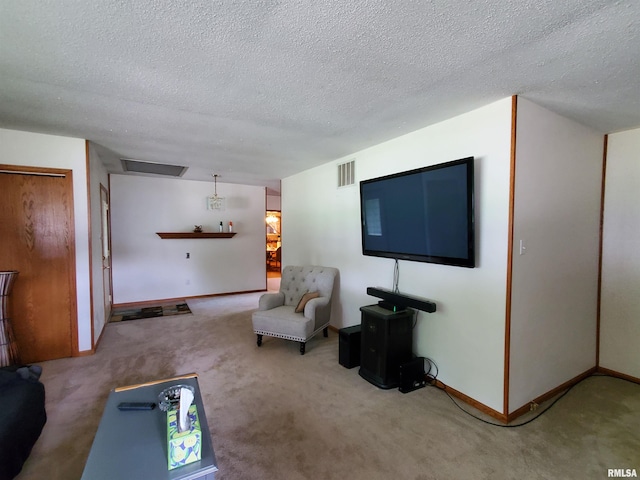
[252,266,339,354]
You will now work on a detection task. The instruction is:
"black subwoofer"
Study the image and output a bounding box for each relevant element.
[339,325,361,369]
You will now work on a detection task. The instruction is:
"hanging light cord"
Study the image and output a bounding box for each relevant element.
[393,259,400,293]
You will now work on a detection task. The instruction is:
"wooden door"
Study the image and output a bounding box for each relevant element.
[0,166,76,363]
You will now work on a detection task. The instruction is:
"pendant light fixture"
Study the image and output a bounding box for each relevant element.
[207,174,225,210]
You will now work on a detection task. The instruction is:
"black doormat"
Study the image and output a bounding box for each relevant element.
[110,303,191,322]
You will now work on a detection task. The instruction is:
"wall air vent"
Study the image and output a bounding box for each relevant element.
[121,158,188,177]
[338,159,355,187]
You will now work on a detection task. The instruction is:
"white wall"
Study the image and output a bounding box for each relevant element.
[87,142,110,345]
[0,128,93,352]
[110,174,266,304]
[509,98,603,412]
[266,194,281,211]
[282,99,513,412]
[600,127,640,379]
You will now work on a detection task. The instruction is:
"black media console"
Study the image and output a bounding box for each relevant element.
[359,305,414,389]
[358,288,436,389]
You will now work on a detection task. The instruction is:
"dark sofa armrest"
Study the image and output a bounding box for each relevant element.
[0,366,47,480]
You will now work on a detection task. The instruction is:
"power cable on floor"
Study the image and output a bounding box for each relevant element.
[423,358,637,428]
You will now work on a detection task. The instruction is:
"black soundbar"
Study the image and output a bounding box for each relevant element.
[367,287,437,313]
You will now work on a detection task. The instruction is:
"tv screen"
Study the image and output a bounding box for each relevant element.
[360,157,475,267]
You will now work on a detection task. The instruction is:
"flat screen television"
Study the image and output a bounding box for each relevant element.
[359,156,475,268]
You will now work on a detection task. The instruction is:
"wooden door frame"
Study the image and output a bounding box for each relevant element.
[0,164,79,358]
[100,183,113,325]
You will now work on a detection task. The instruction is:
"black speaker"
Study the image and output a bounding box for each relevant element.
[339,325,361,369]
[399,357,426,393]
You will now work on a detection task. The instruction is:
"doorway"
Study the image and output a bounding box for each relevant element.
[266,210,281,281]
[0,165,77,363]
[100,185,112,328]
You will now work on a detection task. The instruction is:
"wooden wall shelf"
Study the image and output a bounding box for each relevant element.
[156,232,237,239]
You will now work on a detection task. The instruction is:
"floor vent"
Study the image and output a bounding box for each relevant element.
[121,159,188,177]
[338,160,355,187]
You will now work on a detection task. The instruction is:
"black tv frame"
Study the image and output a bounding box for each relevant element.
[359,157,475,268]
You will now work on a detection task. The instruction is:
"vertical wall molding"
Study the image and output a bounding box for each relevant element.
[85,140,95,350]
[596,135,608,367]
[503,95,518,416]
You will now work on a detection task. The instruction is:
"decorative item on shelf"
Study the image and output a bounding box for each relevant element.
[193,225,203,233]
[207,174,225,211]
[228,221,233,233]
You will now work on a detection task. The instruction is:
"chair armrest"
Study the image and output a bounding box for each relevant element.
[304,296,331,330]
[258,292,285,311]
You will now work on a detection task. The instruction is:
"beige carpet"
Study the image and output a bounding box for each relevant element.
[16,291,640,479]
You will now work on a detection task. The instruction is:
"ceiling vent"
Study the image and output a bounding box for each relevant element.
[338,159,355,188]
[121,158,188,177]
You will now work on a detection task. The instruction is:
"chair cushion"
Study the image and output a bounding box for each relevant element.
[252,306,313,341]
[295,291,319,313]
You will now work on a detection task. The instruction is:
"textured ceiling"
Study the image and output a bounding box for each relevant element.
[1,1,639,194]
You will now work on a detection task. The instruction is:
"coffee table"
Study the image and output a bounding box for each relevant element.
[81,373,218,480]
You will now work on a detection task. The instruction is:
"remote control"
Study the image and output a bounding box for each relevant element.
[117,402,156,411]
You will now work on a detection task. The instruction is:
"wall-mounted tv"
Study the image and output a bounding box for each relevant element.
[360,157,475,268]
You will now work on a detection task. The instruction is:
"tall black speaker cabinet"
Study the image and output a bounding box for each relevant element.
[359,305,414,389]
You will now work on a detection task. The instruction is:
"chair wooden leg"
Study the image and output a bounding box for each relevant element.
[323,327,328,337]
[256,334,263,347]
[300,342,306,355]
